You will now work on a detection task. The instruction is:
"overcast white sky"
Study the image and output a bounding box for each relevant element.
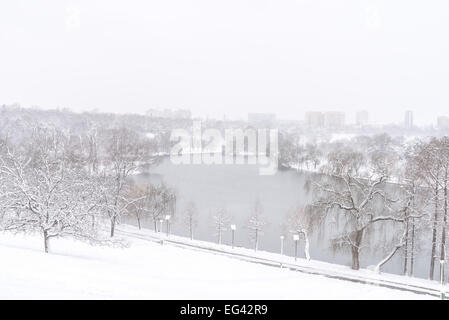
[1,0,448,125]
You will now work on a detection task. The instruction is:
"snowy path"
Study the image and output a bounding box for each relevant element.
[117,225,447,299]
[0,229,439,299]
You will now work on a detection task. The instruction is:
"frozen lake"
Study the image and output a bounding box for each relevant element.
[131,158,432,279]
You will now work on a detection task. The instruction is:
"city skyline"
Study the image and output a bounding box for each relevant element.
[1,1,449,126]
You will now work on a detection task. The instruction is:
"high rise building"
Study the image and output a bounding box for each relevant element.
[356,110,369,127]
[404,110,413,128]
[324,111,345,128]
[305,112,324,128]
[437,116,449,129]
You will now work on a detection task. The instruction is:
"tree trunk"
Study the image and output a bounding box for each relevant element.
[430,184,439,280]
[43,230,50,253]
[403,218,409,275]
[110,216,116,237]
[351,246,360,270]
[136,215,141,230]
[375,243,403,273]
[255,229,258,252]
[154,220,158,232]
[304,231,311,261]
[190,220,193,240]
[351,230,363,270]
[410,218,415,277]
[440,176,448,282]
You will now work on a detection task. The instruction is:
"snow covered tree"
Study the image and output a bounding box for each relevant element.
[182,201,198,240]
[102,128,151,237]
[413,137,449,280]
[437,138,449,282]
[211,207,231,245]
[307,148,402,270]
[399,145,432,276]
[412,138,449,280]
[149,183,176,231]
[372,145,431,273]
[245,199,267,252]
[121,182,176,232]
[374,183,420,273]
[278,132,305,170]
[285,206,312,260]
[0,127,103,253]
[305,143,322,170]
[125,183,152,230]
[84,124,99,175]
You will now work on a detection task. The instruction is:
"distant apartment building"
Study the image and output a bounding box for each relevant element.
[324,111,345,128]
[305,111,324,128]
[356,110,369,126]
[437,116,449,129]
[247,113,276,128]
[404,110,413,128]
[174,109,192,119]
[146,108,191,119]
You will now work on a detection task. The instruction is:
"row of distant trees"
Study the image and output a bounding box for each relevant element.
[126,197,312,266]
[131,198,272,254]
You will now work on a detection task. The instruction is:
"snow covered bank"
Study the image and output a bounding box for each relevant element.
[0,232,435,299]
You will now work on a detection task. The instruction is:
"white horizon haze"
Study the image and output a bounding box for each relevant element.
[1,1,448,126]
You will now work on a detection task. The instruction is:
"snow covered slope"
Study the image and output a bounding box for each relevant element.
[117,225,447,297]
[0,232,436,299]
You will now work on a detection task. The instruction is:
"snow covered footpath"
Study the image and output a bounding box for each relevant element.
[0,231,435,299]
[117,225,447,296]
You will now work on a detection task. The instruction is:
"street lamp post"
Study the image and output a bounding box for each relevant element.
[440,259,446,300]
[159,219,163,233]
[159,219,164,245]
[230,224,236,249]
[293,234,300,261]
[280,235,285,256]
[165,215,171,237]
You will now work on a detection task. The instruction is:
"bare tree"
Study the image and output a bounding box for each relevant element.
[211,206,231,245]
[372,145,431,273]
[125,183,152,230]
[147,183,176,232]
[307,149,402,270]
[413,138,445,280]
[374,180,421,273]
[182,201,198,240]
[278,132,305,170]
[123,182,176,232]
[85,124,99,174]
[401,147,431,276]
[246,199,267,251]
[0,127,102,253]
[305,143,322,170]
[102,128,150,237]
[435,137,449,282]
[285,206,312,261]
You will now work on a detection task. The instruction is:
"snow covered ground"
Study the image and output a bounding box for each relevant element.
[118,226,447,293]
[0,231,436,299]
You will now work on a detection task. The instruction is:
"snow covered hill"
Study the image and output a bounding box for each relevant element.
[0,230,437,299]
